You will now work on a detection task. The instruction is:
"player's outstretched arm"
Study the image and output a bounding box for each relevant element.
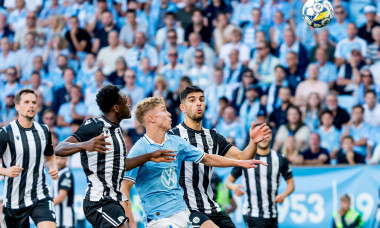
[125,150,177,171]
[200,153,268,168]
[225,174,245,197]
[120,180,137,228]
[55,133,112,157]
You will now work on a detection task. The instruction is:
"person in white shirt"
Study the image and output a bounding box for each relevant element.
[219,28,250,66]
[97,31,128,76]
[155,12,184,52]
[335,23,368,68]
[186,49,213,91]
[363,89,380,127]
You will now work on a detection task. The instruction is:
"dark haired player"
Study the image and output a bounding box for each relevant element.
[55,85,176,228]
[0,89,59,228]
[169,86,271,227]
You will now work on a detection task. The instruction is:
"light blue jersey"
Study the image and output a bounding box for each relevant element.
[124,134,205,222]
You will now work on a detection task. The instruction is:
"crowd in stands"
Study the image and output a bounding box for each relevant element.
[1,0,380,167]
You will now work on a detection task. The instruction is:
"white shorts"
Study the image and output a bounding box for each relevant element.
[146,209,191,228]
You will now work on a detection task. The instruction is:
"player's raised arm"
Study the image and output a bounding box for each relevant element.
[200,153,268,168]
[125,149,177,171]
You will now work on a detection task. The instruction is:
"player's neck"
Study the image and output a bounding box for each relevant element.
[103,113,120,125]
[18,116,33,129]
[257,148,270,155]
[184,118,202,131]
[146,127,167,144]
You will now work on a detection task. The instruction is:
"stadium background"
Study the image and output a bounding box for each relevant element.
[1,0,380,227]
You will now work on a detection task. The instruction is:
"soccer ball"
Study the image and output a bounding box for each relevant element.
[302,0,334,28]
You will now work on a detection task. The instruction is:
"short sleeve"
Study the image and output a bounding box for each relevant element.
[44,130,54,156]
[231,167,243,179]
[0,128,8,158]
[280,155,293,180]
[215,132,232,156]
[72,118,102,142]
[179,137,205,164]
[58,171,73,191]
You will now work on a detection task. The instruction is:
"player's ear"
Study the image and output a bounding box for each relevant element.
[15,104,20,112]
[179,103,185,112]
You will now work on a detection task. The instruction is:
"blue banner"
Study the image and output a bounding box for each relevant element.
[1,165,380,227]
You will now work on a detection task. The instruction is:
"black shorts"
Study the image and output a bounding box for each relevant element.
[83,199,128,228]
[190,210,236,228]
[244,216,278,228]
[3,198,56,228]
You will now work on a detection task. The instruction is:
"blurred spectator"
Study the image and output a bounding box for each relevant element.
[337,136,365,165]
[242,8,267,49]
[239,86,260,133]
[363,89,380,127]
[20,56,46,85]
[184,32,215,69]
[187,49,213,91]
[158,29,187,65]
[269,86,292,130]
[212,97,229,130]
[65,16,92,58]
[223,49,247,85]
[108,57,127,87]
[88,0,118,34]
[84,70,110,107]
[147,0,178,38]
[231,69,256,112]
[216,106,245,149]
[159,48,186,92]
[284,52,305,93]
[273,106,310,152]
[203,0,232,27]
[176,0,199,30]
[16,32,43,77]
[119,9,148,48]
[369,48,380,87]
[53,68,76,113]
[282,136,300,165]
[2,67,22,100]
[57,85,87,128]
[77,53,98,90]
[334,23,367,68]
[184,9,210,45]
[328,6,349,43]
[295,19,316,52]
[341,105,371,158]
[8,0,27,31]
[42,109,61,138]
[126,120,146,144]
[269,11,289,50]
[136,58,155,96]
[358,5,379,44]
[44,15,66,42]
[97,30,127,76]
[64,0,95,29]
[295,64,328,107]
[302,93,322,131]
[249,41,280,89]
[230,0,257,27]
[298,133,330,165]
[367,26,380,65]
[277,28,308,70]
[325,92,350,130]
[0,94,17,127]
[43,35,70,73]
[34,90,48,124]
[45,54,69,90]
[309,29,335,63]
[121,69,145,109]
[0,38,17,82]
[125,32,158,71]
[262,0,290,26]
[354,70,379,104]
[38,0,65,27]
[213,12,236,54]
[0,14,14,42]
[26,72,53,107]
[266,65,289,115]
[219,28,250,66]
[92,10,120,53]
[333,194,363,228]
[313,48,338,89]
[336,49,366,95]
[14,11,44,50]
[156,12,184,51]
[316,110,341,158]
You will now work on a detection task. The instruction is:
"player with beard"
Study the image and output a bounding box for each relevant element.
[169,86,271,228]
[226,124,295,228]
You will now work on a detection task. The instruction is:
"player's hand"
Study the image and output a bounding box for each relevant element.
[249,122,271,144]
[48,168,59,180]
[237,159,268,169]
[233,184,245,197]
[274,193,287,204]
[150,150,177,163]
[6,165,23,178]
[82,133,112,154]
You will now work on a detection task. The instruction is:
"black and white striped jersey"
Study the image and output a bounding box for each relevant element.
[72,117,127,202]
[169,123,232,214]
[231,150,293,219]
[53,167,75,227]
[0,120,54,209]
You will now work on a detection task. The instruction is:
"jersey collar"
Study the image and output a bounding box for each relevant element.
[143,133,169,147]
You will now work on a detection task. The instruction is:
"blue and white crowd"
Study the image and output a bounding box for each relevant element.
[1,0,380,166]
